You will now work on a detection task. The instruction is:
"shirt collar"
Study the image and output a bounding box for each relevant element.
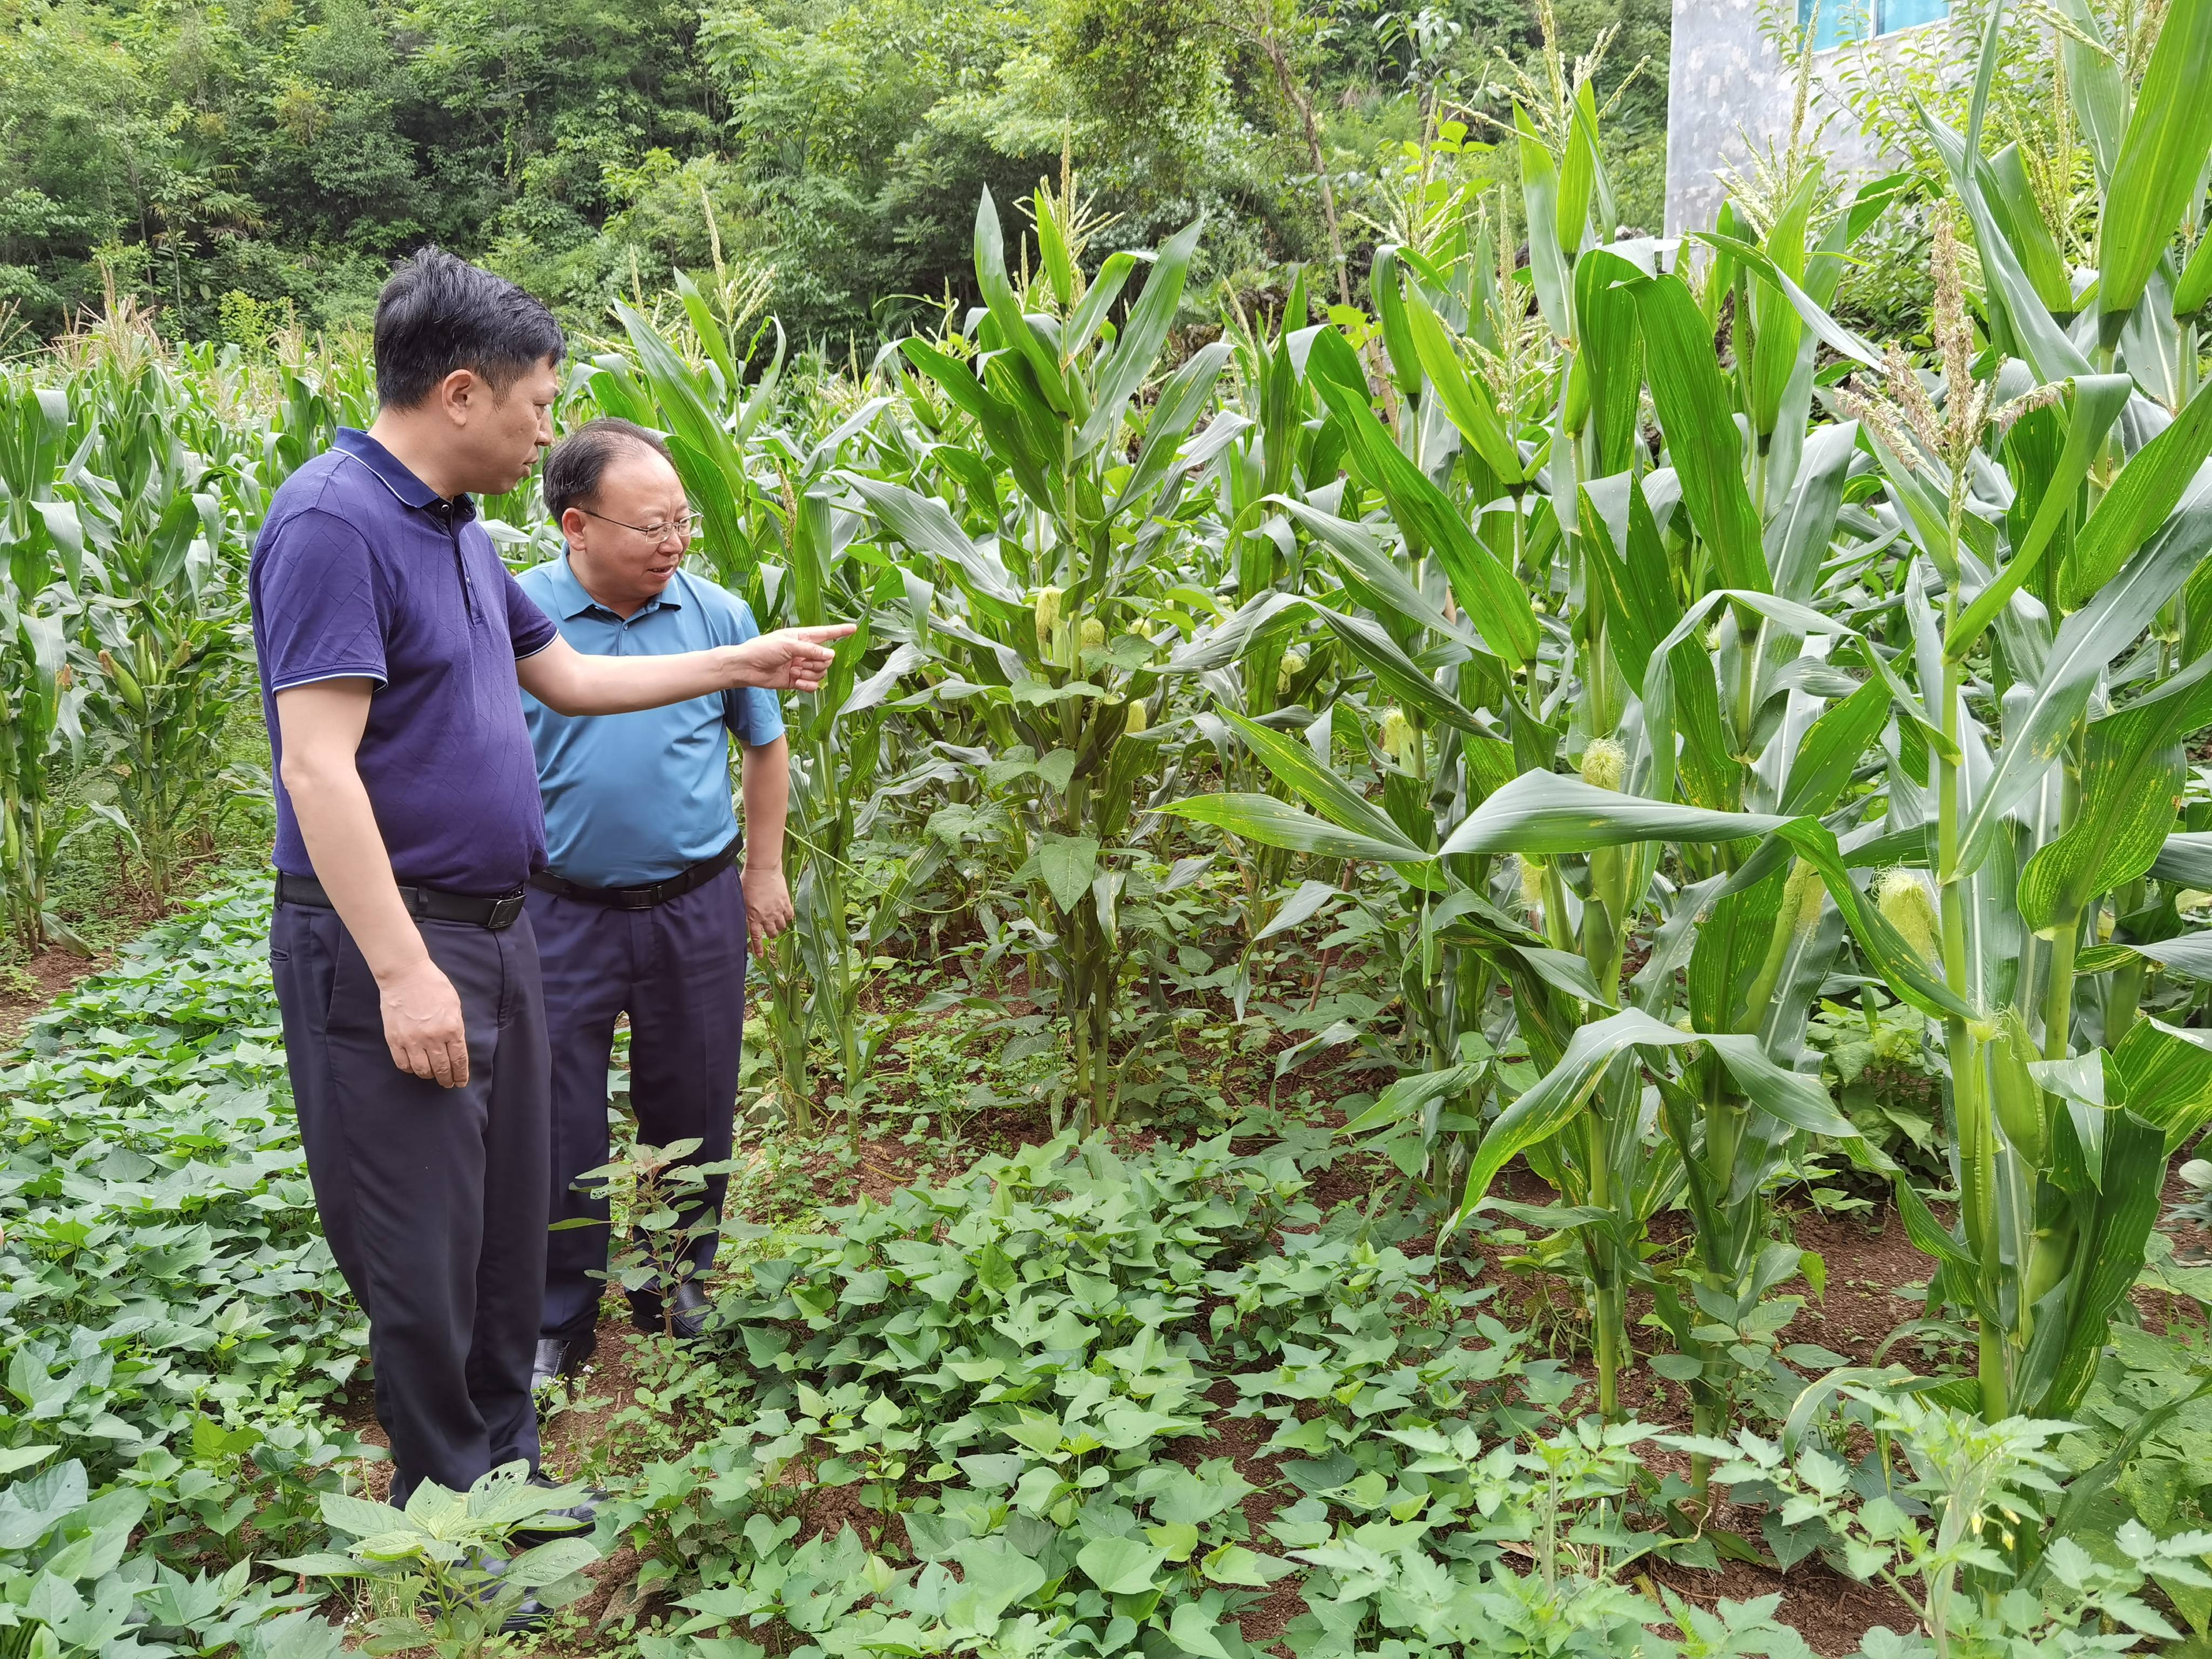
[332,428,476,520]
[543,554,686,621]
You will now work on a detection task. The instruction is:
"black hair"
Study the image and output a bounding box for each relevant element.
[542,417,676,519]
[372,247,566,409]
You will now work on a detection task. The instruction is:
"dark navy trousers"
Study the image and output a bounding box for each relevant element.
[270,901,548,1503]
[527,867,747,1340]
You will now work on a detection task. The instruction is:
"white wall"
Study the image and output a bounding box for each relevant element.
[1662,1,1908,235]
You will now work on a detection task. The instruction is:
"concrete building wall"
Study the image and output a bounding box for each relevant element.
[1662,3,1908,235]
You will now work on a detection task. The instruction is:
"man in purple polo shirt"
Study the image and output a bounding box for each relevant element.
[249,248,850,1518]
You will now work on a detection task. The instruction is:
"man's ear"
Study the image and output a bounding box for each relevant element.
[436,367,482,427]
[559,507,588,545]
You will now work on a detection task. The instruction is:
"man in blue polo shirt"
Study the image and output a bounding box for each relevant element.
[516,419,792,1387]
[250,251,849,1515]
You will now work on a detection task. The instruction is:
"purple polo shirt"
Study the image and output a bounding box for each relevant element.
[249,429,561,895]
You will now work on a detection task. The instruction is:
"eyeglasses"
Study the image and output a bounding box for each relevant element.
[576,506,700,544]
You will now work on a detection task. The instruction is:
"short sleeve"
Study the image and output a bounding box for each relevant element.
[504,568,559,660]
[254,509,388,691]
[719,598,786,746]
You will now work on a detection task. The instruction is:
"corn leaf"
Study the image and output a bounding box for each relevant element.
[1454,1008,1852,1218]
[1956,484,2212,878]
[1400,288,1523,483]
[1218,709,1425,852]
[1574,249,1648,476]
[842,474,1024,614]
[1305,328,1539,665]
[1515,104,1572,338]
[2031,1107,2169,1415]
[1987,144,2075,313]
[2050,0,2130,186]
[1919,110,2092,382]
[1624,273,1770,592]
[2112,1017,2212,1152]
[1277,498,1475,646]
[1313,604,1491,731]
[2099,0,2212,329]
[1437,770,1792,857]
[973,190,1074,419]
[1155,794,1428,862]
[900,336,1060,513]
[2062,371,2212,606]
[2019,648,2212,929]
[1081,218,1203,456]
[1371,245,1423,396]
[1946,374,2133,657]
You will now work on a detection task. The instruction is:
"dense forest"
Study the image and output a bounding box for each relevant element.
[0,0,1667,343]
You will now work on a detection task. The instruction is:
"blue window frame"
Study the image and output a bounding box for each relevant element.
[1878,0,1950,29]
[1798,0,1946,45]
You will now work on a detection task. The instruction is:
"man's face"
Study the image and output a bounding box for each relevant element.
[445,358,560,497]
[563,448,692,612]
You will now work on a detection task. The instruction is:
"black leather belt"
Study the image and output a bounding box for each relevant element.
[275,871,528,930]
[527,839,738,910]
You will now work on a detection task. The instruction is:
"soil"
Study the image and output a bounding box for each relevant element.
[0,851,244,1047]
[0,942,111,1048]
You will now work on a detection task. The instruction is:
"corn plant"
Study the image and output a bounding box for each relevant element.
[59,357,257,898]
[1161,0,2212,1470]
[1163,77,1899,1445]
[0,377,91,952]
[586,296,932,1141]
[1817,0,2212,1427]
[844,176,1238,1131]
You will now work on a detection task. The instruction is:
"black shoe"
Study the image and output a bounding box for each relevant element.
[531,1331,596,1394]
[511,1472,606,1553]
[629,1277,711,1339]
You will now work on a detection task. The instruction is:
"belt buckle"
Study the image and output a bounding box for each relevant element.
[621,886,657,911]
[488,891,526,928]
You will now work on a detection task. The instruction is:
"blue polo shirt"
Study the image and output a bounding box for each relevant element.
[250,429,561,895]
[515,555,784,888]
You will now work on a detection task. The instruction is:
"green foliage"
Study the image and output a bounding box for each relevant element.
[1688,1389,2212,1656]
[6,8,2212,1651]
[273,1464,601,1658]
[0,879,368,1653]
[594,1131,1836,1657]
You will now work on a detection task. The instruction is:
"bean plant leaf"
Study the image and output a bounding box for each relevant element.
[1076,1534,1164,1594]
[948,1539,1047,1628]
[1035,833,1102,912]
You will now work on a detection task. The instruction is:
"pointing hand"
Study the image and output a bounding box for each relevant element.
[724,625,858,692]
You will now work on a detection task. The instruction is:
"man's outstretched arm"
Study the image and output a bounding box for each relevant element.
[517,624,854,716]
